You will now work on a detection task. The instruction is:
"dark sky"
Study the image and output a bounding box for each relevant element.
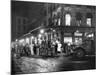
[11,1,46,20]
[11,1,47,41]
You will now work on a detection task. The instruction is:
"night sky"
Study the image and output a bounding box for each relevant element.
[11,1,47,41]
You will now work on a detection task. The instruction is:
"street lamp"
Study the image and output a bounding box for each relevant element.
[40,29,44,34]
[31,36,34,39]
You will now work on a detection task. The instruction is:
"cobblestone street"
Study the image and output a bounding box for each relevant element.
[12,55,96,74]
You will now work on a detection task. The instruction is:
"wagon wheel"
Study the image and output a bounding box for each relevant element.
[75,48,85,58]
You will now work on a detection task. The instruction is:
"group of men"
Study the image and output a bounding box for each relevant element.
[11,39,63,58]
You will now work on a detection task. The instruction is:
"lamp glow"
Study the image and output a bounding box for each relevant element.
[26,38,29,43]
[40,29,44,34]
[15,39,18,42]
[31,36,34,39]
[19,39,24,43]
[38,34,42,38]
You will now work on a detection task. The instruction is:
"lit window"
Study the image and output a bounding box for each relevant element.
[54,19,58,25]
[87,18,92,26]
[76,12,82,26]
[58,18,61,26]
[86,13,92,26]
[65,14,71,26]
[64,37,72,43]
[76,20,81,26]
[87,33,94,37]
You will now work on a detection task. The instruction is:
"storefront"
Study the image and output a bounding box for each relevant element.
[13,25,95,56]
[34,26,96,54]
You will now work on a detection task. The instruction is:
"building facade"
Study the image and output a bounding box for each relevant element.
[39,4,96,46]
[12,3,96,56]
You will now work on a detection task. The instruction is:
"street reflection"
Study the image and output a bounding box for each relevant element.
[16,57,62,73]
[12,56,95,74]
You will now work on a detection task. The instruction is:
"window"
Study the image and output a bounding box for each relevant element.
[86,18,92,26]
[65,14,71,26]
[58,18,61,26]
[64,37,72,43]
[86,13,92,26]
[16,16,28,25]
[54,19,58,25]
[23,18,28,25]
[76,12,82,26]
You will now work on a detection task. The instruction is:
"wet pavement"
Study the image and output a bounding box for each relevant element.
[11,55,96,74]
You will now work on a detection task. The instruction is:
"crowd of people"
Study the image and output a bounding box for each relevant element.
[11,39,63,58]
